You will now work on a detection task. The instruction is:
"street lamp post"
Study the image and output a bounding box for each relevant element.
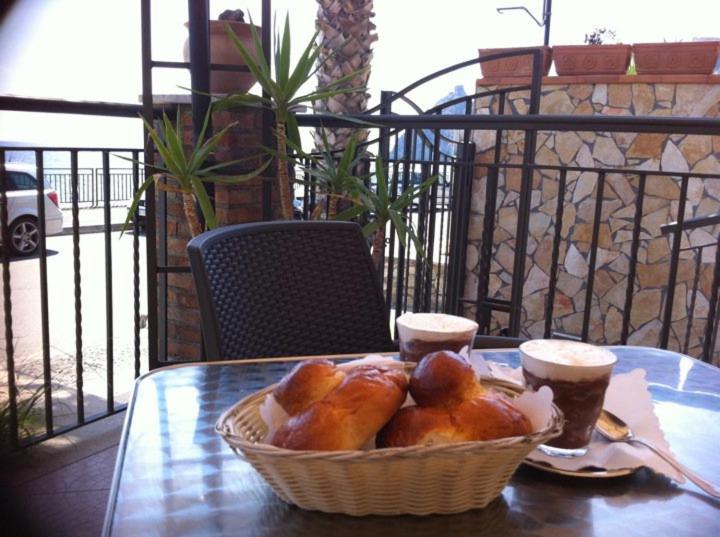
[497,0,553,46]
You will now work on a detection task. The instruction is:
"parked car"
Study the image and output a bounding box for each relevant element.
[1,164,64,256]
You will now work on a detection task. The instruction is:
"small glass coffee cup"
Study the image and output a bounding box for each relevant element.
[396,313,479,363]
[520,339,617,457]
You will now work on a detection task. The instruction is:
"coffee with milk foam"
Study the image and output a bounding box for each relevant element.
[520,339,616,382]
[396,313,478,362]
[520,340,617,451]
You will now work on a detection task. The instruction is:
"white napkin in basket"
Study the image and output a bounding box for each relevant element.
[469,354,684,483]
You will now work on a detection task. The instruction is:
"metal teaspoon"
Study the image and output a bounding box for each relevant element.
[595,409,719,498]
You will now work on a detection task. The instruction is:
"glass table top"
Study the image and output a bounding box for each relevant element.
[103,346,720,536]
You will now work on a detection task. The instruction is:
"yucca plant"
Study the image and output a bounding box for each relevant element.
[336,156,438,268]
[0,381,44,453]
[217,14,367,220]
[122,106,268,237]
[291,130,365,220]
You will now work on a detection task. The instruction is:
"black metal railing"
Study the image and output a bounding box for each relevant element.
[466,162,720,361]
[0,0,277,452]
[3,34,720,453]
[296,104,720,365]
[661,213,720,362]
[293,51,544,326]
[0,147,145,452]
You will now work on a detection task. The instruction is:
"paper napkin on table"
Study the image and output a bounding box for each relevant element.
[469,354,684,483]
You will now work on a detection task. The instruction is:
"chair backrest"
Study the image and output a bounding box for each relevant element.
[187,221,396,360]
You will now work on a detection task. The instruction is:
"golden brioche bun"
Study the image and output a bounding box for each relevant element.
[409,350,485,407]
[270,366,407,451]
[272,359,346,416]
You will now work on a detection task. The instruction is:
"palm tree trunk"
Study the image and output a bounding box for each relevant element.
[275,122,294,220]
[328,195,338,220]
[310,203,325,220]
[371,227,385,269]
[314,0,377,151]
[182,192,203,238]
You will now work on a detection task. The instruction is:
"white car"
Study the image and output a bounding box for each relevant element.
[2,163,64,256]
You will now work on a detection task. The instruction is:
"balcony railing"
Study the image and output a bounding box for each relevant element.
[42,167,143,207]
[3,47,720,452]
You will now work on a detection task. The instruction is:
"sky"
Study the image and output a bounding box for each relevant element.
[1,0,719,148]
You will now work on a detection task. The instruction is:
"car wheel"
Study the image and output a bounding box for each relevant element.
[9,216,40,256]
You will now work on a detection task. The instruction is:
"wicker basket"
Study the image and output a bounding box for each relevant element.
[216,374,563,516]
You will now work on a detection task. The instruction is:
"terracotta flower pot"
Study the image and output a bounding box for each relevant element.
[553,44,632,75]
[479,46,552,78]
[632,41,720,75]
[183,21,260,94]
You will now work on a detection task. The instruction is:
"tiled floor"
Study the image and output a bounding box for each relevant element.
[1,413,124,537]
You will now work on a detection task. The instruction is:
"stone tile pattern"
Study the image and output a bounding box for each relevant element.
[469,81,720,360]
[164,107,272,360]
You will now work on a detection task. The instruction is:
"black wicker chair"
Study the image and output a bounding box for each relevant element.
[187,220,396,360]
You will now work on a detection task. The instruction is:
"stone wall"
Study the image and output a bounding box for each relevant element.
[163,104,271,361]
[468,75,720,359]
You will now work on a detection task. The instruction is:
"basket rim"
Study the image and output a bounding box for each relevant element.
[215,371,564,461]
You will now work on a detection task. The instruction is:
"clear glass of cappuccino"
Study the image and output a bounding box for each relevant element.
[520,339,617,457]
[396,313,479,363]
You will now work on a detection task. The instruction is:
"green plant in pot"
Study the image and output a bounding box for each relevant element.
[216,14,367,220]
[290,130,366,220]
[122,105,268,237]
[336,156,437,269]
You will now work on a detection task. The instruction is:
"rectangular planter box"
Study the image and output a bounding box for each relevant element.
[479,46,552,78]
[553,44,632,75]
[633,41,720,75]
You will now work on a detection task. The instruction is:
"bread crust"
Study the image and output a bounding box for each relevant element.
[272,359,346,416]
[378,352,531,448]
[451,393,531,441]
[376,406,455,448]
[270,366,408,450]
[377,393,531,448]
[409,350,484,407]
[269,353,530,451]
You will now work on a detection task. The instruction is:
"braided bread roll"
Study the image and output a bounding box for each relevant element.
[377,351,531,448]
[273,359,346,416]
[270,365,407,451]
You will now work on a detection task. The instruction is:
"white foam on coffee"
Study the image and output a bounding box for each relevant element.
[520,339,617,382]
[396,313,478,343]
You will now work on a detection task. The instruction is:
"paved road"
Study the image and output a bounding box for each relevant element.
[1,230,148,426]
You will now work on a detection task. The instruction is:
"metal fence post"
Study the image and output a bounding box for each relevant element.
[508,50,542,337]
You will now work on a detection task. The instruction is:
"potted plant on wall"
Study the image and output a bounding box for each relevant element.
[183,9,260,94]
[632,40,720,75]
[553,28,632,76]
